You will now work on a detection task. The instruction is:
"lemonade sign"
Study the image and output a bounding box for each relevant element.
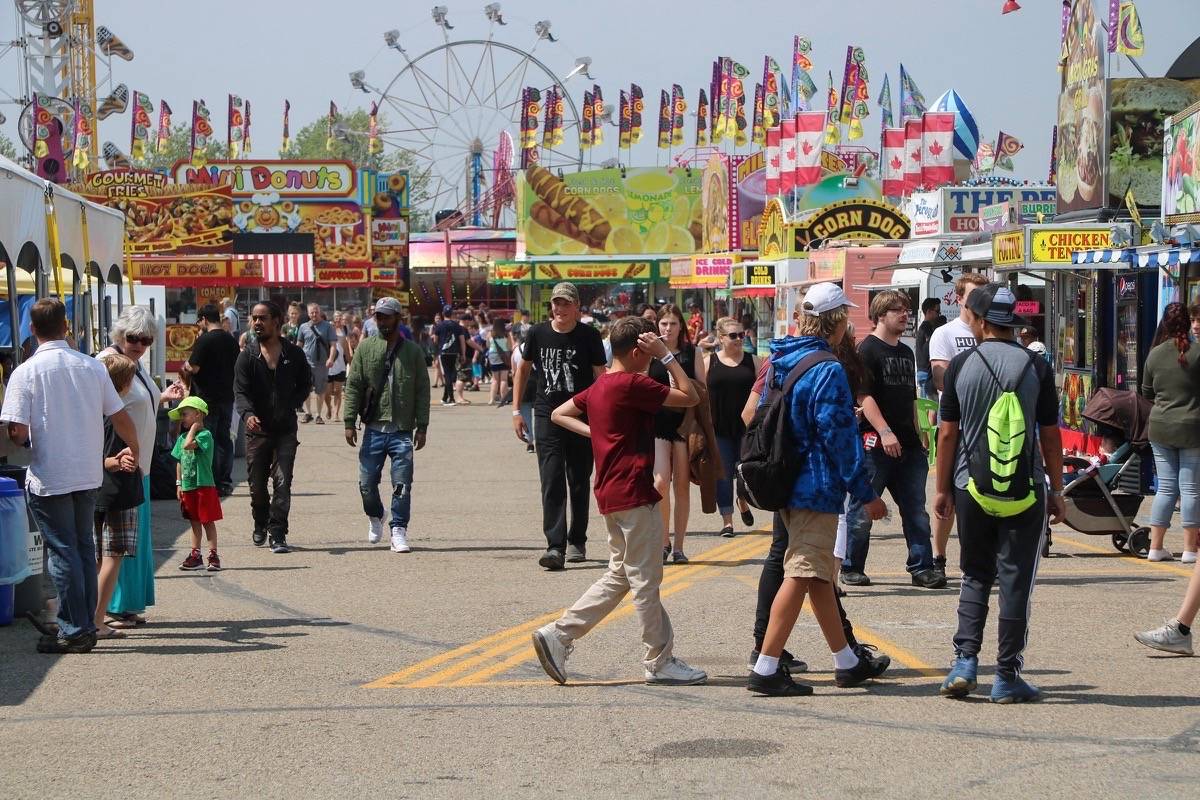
[519,166,703,256]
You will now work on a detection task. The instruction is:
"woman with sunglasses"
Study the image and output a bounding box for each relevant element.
[705,316,757,536]
[99,306,185,630]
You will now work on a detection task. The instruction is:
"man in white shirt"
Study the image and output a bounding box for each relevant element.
[221,297,239,336]
[927,272,989,582]
[1,299,139,653]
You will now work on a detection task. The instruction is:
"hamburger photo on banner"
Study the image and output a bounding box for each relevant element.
[1109,78,1200,207]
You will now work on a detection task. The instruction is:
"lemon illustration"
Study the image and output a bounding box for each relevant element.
[605,225,643,254]
[666,225,696,253]
[625,171,674,194]
[525,222,562,254]
[591,194,628,222]
[559,237,588,255]
[644,222,670,253]
[670,196,691,226]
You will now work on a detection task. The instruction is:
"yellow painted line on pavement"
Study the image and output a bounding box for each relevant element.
[1052,533,1195,578]
[365,531,771,689]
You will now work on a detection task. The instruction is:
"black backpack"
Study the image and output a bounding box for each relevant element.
[737,351,837,511]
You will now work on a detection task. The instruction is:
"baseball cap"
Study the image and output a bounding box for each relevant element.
[550,282,580,303]
[802,282,858,316]
[168,396,209,421]
[966,283,1029,329]
[374,297,403,316]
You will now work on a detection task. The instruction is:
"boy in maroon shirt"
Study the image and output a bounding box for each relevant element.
[532,317,707,686]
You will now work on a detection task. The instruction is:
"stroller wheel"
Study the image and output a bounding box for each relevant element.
[1127,526,1151,558]
[1112,531,1130,552]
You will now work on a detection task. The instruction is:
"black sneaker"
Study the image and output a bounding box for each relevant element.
[252,528,268,547]
[912,568,947,589]
[740,509,755,527]
[835,649,891,687]
[933,555,948,582]
[538,548,565,571]
[854,643,892,674]
[748,648,809,673]
[747,665,813,697]
[269,536,290,554]
[36,631,97,654]
[840,570,872,587]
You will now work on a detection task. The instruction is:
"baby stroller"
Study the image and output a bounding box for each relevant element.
[1047,388,1153,557]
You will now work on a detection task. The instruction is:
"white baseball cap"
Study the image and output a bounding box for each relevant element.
[802,282,858,316]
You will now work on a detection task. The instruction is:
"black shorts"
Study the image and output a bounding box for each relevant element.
[328,372,347,383]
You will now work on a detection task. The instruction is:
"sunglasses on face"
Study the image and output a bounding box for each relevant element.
[125,334,154,346]
[724,331,745,340]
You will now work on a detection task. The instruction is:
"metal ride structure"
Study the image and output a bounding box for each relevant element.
[352,6,588,229]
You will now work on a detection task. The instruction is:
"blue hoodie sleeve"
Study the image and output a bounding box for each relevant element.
[809,363,876,506]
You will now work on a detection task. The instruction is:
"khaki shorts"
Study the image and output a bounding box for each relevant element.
[780,508,838,583]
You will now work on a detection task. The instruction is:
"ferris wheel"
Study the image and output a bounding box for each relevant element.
[353,6,588,228]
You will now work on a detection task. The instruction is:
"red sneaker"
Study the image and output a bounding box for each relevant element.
[206,550,221,571]
[179,548,204,570]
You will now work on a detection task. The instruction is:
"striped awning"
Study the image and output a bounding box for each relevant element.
[234,253,314,285]
[1072,249,1134,265]
[1136,247,1198,269]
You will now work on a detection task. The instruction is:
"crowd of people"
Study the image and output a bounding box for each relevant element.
[6,283,1200,702]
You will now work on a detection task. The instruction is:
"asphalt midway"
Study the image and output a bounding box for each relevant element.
[2,394,1198,798]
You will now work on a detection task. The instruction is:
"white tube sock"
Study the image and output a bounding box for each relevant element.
[832,644,859,670]
[753,655,779,676]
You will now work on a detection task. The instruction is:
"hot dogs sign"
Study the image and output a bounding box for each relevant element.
[519,166,704,256]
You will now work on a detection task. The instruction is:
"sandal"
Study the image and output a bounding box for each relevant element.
[95,627,127,639]
[105,612,145,628]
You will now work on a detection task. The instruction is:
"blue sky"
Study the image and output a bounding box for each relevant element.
[2,0,1197,183]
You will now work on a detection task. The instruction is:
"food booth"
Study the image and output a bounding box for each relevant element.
[668,253,738,326]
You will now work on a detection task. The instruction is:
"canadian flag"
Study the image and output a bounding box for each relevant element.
[765,126,781,196]
[903,118,922,194]
[881,127,906,197]
[779,118,796,194]
[793,111,826,189]
[921,111,956,188]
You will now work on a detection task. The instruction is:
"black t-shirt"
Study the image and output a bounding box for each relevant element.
[858,334,921,448]
[435,320,467,354]
[521,321,607,417]
[914,315,946,372]
[188,328,241,404]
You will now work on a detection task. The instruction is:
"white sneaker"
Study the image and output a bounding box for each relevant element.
[1148,548,1175,562]
[645,656,708,686]
[390,527,411,553]
[531,623,573,685]
[1182,551,1197,564]
[1134,619,1194,655]
[367,517,383,544]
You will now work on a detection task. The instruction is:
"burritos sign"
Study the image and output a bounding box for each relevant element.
[792,199,910,251]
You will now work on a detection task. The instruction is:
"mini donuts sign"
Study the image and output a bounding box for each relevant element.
[172,159,356,199]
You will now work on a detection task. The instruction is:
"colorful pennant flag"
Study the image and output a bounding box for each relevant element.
[899,63,926,119]
[552,89,565,146]
[1109,0,1145,56]
[190,99,212,168]
[848,48,870,141]
[824,71,840,145]
[838,47,859,125]
[156,100,171,154]
[734,90,748,147]
[710,61,724,144]
[519,87,541,168]
[791,36,817,112]
[630,84,644,144]
[881,127,905,196]
[878,73,894,130]
[227,95,244,159]
[671,84,685,147]
[368,101,381,154]
[696,88,709,147]
[762,56,781,129]
[71,100,91,169]
[903,117,922,193]
[545,86,560,149]
[995,130,1023,170]
[281,99,291,154]
[618,89,631,148]
[794,111,826,189]
[242,100,251,153]
[657,89,671,149]
[581,89,594,150]
[975,140,997,172]
[130,90,152,161]
[921,112,956,188]
[591,85,605,147]
[751,83,765,146]
[32,94,50,159]
[326,101,337,152]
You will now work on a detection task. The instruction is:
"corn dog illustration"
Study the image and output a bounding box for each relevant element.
[96,27,135,61]
[526,165,611,247]
[97,84,128,120]
[530,201,606,250]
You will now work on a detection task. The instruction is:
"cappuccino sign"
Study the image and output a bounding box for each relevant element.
[903,191,943,238]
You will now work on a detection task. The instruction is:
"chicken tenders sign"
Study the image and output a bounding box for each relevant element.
[1029,228,1112,263]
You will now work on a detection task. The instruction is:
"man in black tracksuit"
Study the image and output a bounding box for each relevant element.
[235,301,313,554]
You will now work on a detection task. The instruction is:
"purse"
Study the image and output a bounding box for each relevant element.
[96,424,145,512]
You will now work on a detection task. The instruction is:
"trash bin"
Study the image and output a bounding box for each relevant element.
[0,476,30,589]
[0,465,48,618]
[0,584,13,626]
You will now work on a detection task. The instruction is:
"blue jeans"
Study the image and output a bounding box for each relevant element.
[28,489,99,640]
[917,370,936,400]
[358,428,415,529]
[844,447,933,575]
[716,433,744,517]
[1149,442,1200,528]
[204,400,235,494]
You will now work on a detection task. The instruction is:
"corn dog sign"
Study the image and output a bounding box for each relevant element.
[519,166,703,256]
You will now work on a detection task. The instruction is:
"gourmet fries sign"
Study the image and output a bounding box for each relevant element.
[519,166,703,256]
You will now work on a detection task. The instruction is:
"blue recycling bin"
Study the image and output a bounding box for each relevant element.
[0,476,29,626]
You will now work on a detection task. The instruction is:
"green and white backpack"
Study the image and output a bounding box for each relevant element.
[964,349,1039,518]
